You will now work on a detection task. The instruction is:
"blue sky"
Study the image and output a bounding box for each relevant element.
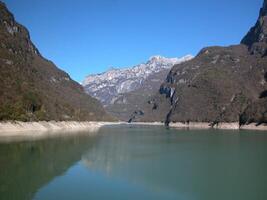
[3,0,263,82]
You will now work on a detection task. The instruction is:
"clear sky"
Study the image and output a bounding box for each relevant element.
[3,0,264,82]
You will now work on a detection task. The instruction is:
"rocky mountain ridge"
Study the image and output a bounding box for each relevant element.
[241,0,267,56]
[83,55,193,105]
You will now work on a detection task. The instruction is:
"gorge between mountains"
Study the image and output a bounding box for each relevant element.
[0,0,267,130]
[83,0,267,128]
[1,2,267,200]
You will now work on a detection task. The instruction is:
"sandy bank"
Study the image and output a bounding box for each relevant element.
[0,121,120,138]
[169,122,267,131]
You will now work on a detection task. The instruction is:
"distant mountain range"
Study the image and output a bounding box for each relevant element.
[128,0,267,125]
[82,55,193,120]
[83,55,193,105]
[0,1,113,121]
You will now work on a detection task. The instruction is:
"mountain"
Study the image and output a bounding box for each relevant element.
[0,2,114,121]
[240,0,267,124]
[241,0,267,56]
[82,55,193,120]
[130,0,267,126]
[83,55,193,105]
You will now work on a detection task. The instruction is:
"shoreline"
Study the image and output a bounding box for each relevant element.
[0,121,120,138]
[128,121,267,131]
[169,122,267,131]
[0,121,266,140]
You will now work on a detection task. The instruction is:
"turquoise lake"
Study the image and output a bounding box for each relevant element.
[0,125,267,200]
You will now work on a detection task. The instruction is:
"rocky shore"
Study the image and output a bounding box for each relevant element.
[169,122,267,131]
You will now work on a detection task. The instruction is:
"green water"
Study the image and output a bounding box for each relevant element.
[0,125,267,200]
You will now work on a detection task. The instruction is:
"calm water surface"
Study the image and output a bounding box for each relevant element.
[0,125,267,200]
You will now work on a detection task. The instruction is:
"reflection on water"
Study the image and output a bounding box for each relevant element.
[0,133,98,200]
[0,125,267,200]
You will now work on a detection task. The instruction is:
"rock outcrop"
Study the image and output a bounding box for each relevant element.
[241,0,267,56]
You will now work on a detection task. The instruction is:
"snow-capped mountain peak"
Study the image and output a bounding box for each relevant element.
[82,55,193,105]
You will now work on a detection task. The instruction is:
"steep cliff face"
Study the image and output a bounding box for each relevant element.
[240,65,267,124]
[130,0,267,125]
[0,2,114,121]
[160,45,267,124]
[241,0,267,56]
[239,0,267,124]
